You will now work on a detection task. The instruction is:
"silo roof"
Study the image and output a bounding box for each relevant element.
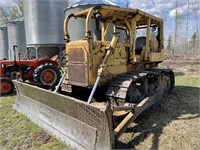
[71,0,117,7]
[7,17,24,24]
[0,24,7,28]
[12,17,24,22]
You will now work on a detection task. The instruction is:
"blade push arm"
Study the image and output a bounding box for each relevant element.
[87,33,120,104]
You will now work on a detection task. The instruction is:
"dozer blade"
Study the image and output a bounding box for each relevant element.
[13,81,114,150]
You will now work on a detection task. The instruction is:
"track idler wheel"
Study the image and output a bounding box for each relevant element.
[33,64,61,86]
[160,73,173,96]
[0,78,14,95]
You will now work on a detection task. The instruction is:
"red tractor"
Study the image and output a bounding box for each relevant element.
[0,46,61,95]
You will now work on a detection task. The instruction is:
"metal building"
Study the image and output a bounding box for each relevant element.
[69,0,116,6]
[23,0,69,58]
[65,0,118,41]
[7,17,26,60]
[0,24,9,59]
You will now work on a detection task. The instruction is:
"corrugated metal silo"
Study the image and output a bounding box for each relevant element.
[23,0,69,58]
[7,17,26,60]
[0,24,9,59]
[65,0,118,41]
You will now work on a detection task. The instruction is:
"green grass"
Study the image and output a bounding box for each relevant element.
[175,75,200,87]
[0,96,69,150]
[175,75,200,95]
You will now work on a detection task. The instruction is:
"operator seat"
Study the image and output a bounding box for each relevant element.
[135,36,146,55]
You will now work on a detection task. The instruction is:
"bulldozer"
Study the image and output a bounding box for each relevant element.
[13,5,174,150]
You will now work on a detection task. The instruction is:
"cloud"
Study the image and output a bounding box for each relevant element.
[169,5,188,18]
[156,2,174,10]
[169,0,200,18]
[0,0,16,7]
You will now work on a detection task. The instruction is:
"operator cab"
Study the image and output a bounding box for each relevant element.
[64,5,163,63]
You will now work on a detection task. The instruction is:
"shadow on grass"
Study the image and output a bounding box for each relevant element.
[174,72,185,76]
[0,91,16,97]
[115,86,199,149]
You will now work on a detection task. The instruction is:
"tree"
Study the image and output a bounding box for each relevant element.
[191,0,199,35]
[0,0,23,25]
[191,32,197,46]
[189,32,200,57]
[0,7,10,22]
[167,34,173,54]
[17,0,23,16]
[173,0,180,55]
[184,0,190,56]
[191,0,200,57]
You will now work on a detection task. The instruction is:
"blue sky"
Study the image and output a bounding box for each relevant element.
[113,0,199,41]
[0,0,199,42]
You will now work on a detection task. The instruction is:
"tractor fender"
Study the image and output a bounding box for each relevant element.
[35,59,58,68]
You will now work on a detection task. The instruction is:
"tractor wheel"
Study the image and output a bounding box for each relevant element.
[0,78,14,95]
[33,64,61,86]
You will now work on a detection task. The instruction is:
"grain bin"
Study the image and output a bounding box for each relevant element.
[0,24,8,59]
[23,0,69,58]
[7,17,26,60]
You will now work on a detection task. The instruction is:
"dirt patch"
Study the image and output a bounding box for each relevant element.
[33,131,52,144]
[116,88,200,149]
[159,57,200,75]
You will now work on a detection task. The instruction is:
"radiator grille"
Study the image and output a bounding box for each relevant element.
[68,48,85,62]
[68,64,88,86]
[67,47,88,86]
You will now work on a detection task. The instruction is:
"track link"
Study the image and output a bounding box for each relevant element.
[106,68,174,105]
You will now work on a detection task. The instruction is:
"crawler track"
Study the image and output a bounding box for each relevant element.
[106,68,174,106]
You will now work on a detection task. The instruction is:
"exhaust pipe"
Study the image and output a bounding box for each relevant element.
[13,45,18,63]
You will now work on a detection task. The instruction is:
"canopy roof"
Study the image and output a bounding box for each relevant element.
[73,5,163,27]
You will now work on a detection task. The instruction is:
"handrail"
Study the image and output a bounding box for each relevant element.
[63,14,75,43]
[85,5,101,38]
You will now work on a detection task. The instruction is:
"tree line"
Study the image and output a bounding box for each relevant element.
[166,0,199,59]
[0,0,23,24]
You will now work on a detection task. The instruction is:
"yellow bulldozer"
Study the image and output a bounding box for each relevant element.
[13,5,174,150]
